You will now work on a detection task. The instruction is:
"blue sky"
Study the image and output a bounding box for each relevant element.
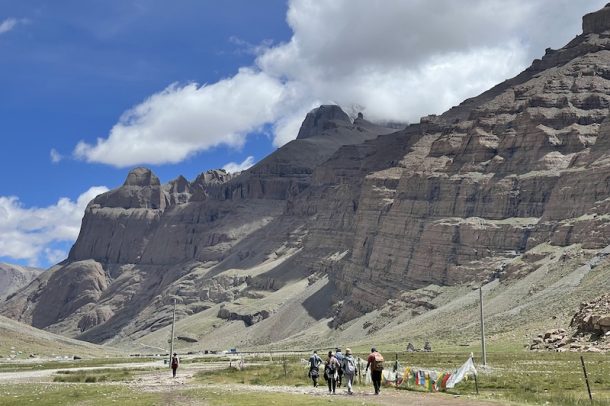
[0,0,606,267]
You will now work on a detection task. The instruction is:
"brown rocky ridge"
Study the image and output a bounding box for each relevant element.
[3,5,610,351]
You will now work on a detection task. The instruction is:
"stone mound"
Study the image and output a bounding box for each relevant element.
[570,294,610,335]
[529,295,610,353]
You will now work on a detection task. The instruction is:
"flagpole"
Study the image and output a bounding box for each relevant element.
[479,287,487,366]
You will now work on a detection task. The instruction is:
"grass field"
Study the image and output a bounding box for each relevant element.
[1,350,608,405]
[195,350,610,405]
[0,356,157,372]
[1,384,161,406]
[53,367,136,383]
[393,351,610,405]
[1,383,377,406]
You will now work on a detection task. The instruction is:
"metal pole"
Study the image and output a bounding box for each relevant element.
[479,287,487,366]
[169,298,176,365]
[580,355,593,402]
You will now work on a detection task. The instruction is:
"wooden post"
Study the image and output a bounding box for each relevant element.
[479,287,487,366]
[473,372,479,395]
[580,355,593,402]
[283,355,288,378]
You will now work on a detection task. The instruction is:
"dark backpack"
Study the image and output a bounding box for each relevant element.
[309,367,319,378]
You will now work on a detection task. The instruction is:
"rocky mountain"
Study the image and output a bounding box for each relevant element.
[3,5,610,351]
[0,263,43,300]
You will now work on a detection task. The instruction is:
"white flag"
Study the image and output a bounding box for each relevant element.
[446,357,477,389]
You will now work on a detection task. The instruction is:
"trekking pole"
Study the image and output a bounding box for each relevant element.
[580,355,593,402]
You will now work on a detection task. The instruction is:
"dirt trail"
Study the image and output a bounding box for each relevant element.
[0,362,503,405]
[129,366,503,406]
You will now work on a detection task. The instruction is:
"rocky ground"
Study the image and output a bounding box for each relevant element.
[529,294,610,353]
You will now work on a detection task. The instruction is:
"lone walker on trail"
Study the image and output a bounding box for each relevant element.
[341,348,357,395]
[308,350,322,387]
[171,352,179,378]
[365,347,384,395]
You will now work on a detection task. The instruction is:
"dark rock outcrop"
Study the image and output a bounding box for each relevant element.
[583,3,610,34]
[296,105,352,139]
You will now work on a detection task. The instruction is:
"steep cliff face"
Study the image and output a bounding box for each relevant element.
[324,5,610,324]
[0,108,393,341]
[4,6,610,348]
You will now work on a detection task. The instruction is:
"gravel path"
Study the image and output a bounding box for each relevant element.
[0,361,504,405]
[128,366,504,405]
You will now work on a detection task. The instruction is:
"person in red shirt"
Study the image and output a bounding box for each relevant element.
[171,353,179,378]
[365,347,384,395]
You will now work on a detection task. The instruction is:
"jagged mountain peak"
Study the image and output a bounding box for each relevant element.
[296,104,352,139]
[583,3,610,34]
[123,167,160,187]
[192,169,232,185]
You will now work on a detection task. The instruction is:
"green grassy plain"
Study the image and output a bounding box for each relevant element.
[1,384,161,406]
[53,367,135,383]
[1,383,375,406]
[370,351,610,405]
[196,351,610,405]
[0,357,156,372]
[1,350,608,405]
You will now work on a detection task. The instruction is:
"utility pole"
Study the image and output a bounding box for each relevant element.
[169,298,176,365]
[479,287,487,366]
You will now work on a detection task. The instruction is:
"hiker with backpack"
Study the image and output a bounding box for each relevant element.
[324,350,340,394]
[365,347,384,395]
[171,352,179,378]
[334,347,344,387]
[341,348,357,395]
[308,350,322,387]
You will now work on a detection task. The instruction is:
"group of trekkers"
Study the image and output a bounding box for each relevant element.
[308,347,384,395]
[171,347,385,395]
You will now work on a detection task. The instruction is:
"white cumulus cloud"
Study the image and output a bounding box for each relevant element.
[74,69,285,167]
[0,186,109,267]
[222,156,256,173]
[72,0,608,165]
